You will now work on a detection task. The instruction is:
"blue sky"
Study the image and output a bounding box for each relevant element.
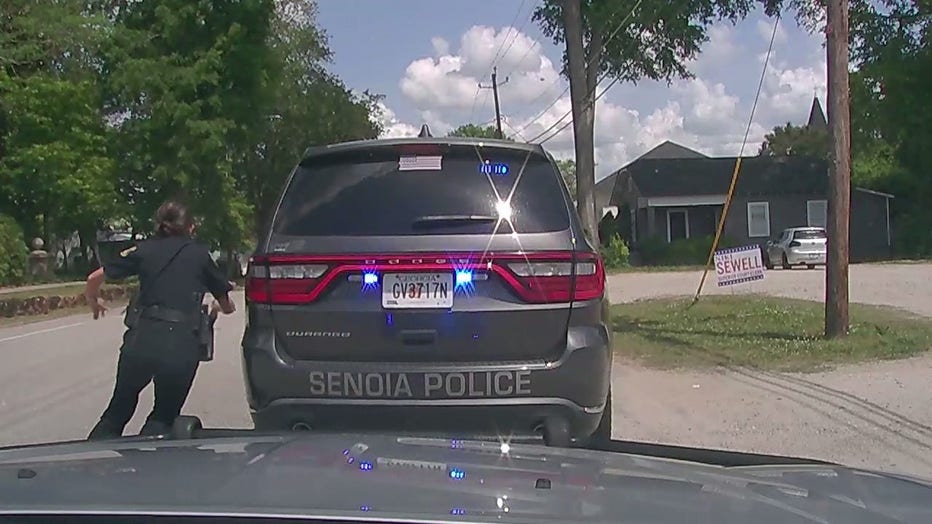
[316,0,827,179]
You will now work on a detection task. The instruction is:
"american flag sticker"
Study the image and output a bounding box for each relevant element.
[399,155,443,171]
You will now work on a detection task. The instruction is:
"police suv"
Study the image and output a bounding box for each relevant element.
[242,128,612,446]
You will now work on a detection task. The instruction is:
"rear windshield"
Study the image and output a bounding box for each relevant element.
[272,146,571,236]
[794,229,827,239]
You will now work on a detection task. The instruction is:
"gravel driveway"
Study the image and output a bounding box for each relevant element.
[605,263,932,479]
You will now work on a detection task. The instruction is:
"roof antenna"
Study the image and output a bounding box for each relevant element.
[418,124,432,138]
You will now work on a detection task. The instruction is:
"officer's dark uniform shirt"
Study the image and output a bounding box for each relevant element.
[105,236,232,314]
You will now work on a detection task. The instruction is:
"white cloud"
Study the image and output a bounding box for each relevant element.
[757,18,787,45]
[691,25,740,74]
[399,25,563,115]
[385,22,826,178]
[758,54,827,126]
[372,101,418,138]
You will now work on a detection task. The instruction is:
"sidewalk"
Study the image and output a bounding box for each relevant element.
[0,281,84,296]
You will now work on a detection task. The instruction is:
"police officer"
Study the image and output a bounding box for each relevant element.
[85,200,236,440]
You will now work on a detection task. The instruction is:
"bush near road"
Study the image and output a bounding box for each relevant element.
[612,296,932,372]
[0,215,27,287]
[0,283,136,319]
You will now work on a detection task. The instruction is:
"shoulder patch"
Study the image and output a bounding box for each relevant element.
[120,246,138,258]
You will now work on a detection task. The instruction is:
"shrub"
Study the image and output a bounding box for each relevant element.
[636,235,738,266]
[601,235,630,269]
[0,215,27,287]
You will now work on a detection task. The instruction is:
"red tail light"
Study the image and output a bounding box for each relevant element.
[246,251,605,305]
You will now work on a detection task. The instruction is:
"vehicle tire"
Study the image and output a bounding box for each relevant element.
[542,417,571,447]
[781,253,791,270]
[765,258,774,270]
[806,264,815,270]
[172,416,203,440]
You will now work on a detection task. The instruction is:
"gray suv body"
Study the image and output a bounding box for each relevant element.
[242,135,612,445]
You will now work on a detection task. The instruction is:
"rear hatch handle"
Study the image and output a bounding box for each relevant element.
[411,215,497,229]
[399,329,438,346]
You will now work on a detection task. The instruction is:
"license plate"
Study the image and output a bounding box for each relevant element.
[382,273,453,309]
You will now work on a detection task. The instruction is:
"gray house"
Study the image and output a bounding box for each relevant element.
[596,153,895,261]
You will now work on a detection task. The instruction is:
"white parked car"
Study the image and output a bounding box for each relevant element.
[764,227,827,269]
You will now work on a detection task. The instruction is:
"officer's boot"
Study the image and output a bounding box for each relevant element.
[139,417,171,437]
[87,418,123,441]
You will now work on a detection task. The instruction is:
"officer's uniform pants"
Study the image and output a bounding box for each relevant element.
[88,319,200,440]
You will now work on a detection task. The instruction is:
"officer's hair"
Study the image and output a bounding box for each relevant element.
[155,200,194,237]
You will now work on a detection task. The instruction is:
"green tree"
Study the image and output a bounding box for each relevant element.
[98,0,279,251]
[758,122,830,158]
[533,0,756,244]
[447,124,505,139]
[0,0,117,252]
[240,0,382,235]
[555,158,577,198]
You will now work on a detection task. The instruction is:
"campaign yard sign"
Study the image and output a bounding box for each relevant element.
[714,245,766,287]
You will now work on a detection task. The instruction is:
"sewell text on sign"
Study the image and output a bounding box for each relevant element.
[714,244,766,287]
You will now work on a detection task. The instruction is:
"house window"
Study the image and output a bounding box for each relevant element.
[807,200,827,228]
[747,202,770,238]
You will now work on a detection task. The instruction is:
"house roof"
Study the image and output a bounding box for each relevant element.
[638,140,708,160]
[595,140,707,210]
[618,156,829,198]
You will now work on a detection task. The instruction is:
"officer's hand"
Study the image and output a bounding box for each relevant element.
[209,300,221,320]
[228,280,237,290]
[90,297,107,320]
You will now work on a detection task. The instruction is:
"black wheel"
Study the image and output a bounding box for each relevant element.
[806,264,815,270]
[781,253,791,270]
[542,417,571,447]
[172,416,203,439]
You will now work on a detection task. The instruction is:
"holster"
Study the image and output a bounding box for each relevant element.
[123,293,142,329]
[197,304,216,362]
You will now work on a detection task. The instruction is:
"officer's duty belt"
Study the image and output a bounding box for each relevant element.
[139,305,197,325]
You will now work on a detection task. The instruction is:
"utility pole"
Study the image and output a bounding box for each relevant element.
[560,0,600,246]
[479,66,509,139]
[825,0,851,338]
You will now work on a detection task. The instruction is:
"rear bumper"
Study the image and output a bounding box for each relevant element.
[241,324,611,438]
[786,251,826,265]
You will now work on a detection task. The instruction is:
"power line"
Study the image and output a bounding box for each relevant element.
[516,0,644,134]
[533,75,621,144]
[490,0,529,69]
[469,0,527,125]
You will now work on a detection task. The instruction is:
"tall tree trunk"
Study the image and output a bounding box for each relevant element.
[561,0,600,247]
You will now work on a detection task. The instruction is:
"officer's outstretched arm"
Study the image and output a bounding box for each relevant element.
[85,267,107,319]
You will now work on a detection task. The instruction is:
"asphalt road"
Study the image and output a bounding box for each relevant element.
[0,295,253,447]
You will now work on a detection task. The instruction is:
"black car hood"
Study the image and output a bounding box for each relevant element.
[0,433,930,523]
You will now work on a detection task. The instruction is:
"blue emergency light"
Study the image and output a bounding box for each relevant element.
[479,162,509,176]
[454,270,473,286]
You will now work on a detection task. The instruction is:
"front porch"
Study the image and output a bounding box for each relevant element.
[632,195,727,244]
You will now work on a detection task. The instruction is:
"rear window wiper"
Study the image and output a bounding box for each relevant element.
[412,214,498,228]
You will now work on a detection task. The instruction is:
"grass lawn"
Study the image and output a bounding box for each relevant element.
[611,296,932,372]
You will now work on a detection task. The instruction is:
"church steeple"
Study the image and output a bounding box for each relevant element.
[807,96,828,130]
